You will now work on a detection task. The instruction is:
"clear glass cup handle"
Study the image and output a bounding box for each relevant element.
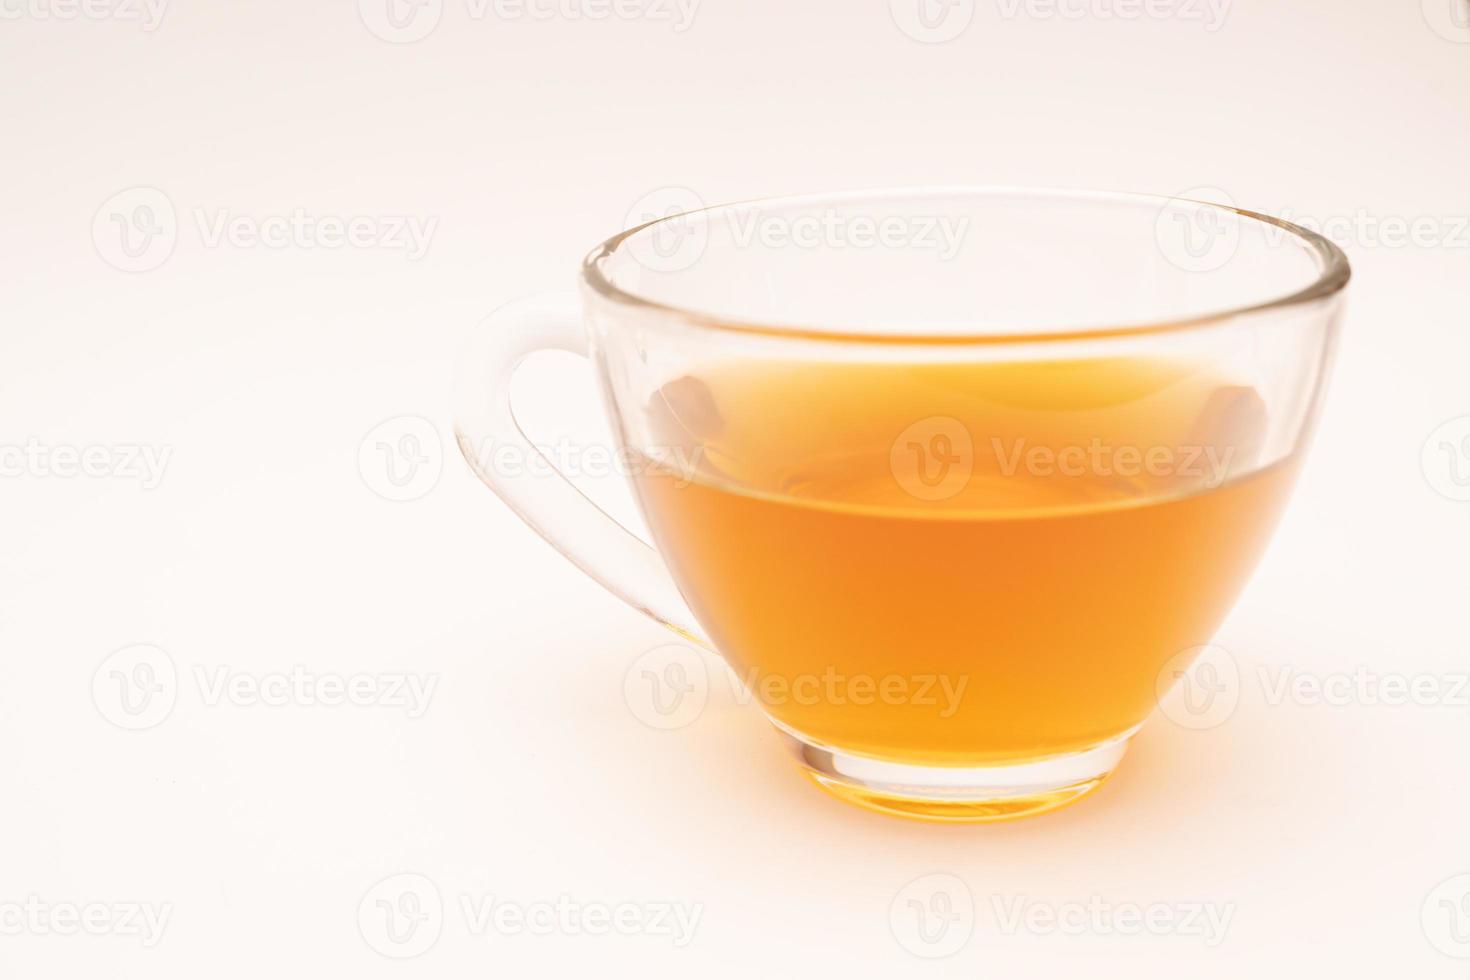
[453,294,710,646]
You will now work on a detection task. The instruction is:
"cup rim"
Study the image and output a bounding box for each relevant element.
[580,185,1351,346]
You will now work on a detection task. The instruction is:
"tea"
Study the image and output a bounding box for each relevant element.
[631,357,1295,764]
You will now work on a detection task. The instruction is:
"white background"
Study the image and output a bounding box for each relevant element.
[2,0,1468,976]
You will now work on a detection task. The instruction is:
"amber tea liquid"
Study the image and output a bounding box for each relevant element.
[631,357,1295,765]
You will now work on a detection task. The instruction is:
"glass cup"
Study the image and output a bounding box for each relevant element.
[455,187,1349,822]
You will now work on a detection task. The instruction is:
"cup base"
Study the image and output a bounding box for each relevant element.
[780,725,1136,823]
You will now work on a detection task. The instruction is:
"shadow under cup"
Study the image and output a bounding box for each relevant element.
[461,188,1349,822]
